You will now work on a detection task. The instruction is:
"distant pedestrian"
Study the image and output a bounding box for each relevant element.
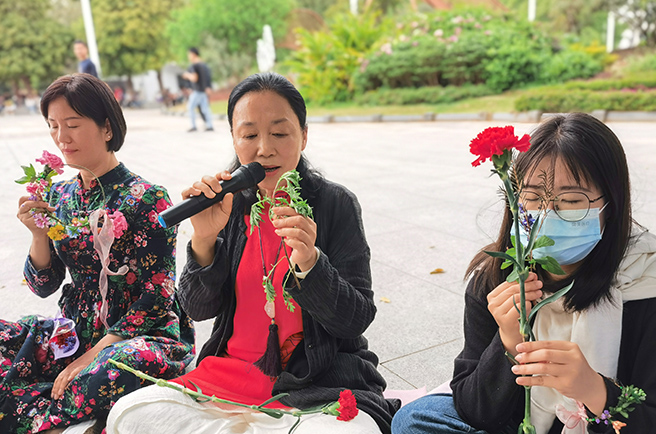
[25,91,39,115]
[181,47,213,132]
[74,40,98,78]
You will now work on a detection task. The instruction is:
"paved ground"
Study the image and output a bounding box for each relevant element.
[1,110,655,392]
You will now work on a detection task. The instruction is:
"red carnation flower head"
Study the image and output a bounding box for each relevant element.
[336,389,359,422]
[469,126,531,167]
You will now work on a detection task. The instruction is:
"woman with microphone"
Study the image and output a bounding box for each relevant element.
[107,72,398,434]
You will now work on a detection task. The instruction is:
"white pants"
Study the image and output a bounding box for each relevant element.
[107,385,382,434]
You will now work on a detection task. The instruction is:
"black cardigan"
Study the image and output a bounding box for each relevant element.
[177,163,399,433]
[451,277,656,434]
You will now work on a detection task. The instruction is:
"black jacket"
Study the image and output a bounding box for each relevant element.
[451,276,656,434]
[177,161,399,433]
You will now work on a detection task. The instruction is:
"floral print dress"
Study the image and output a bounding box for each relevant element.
[0,163,195,433]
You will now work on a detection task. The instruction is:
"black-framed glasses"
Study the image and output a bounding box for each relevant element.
[519,191,605,222]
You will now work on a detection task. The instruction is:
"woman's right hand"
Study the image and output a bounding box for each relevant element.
[183,171,234,245]
[487,272,543,356]
[17,196,55,237]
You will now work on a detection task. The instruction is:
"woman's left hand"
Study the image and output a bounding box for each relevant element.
[512,340,607,415]
[51,349,98,399]
[51,333,123,400]
[271,206,318,272]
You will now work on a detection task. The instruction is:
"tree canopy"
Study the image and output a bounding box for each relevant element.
[165,0,297,63]
[0,0,73,89]
[91,0,182,78]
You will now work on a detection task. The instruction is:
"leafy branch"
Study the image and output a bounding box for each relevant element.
[249,170,314,312]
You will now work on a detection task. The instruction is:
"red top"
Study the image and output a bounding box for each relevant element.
[172,205,304,408]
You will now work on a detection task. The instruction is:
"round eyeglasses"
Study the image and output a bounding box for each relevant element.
[519,191,605,222]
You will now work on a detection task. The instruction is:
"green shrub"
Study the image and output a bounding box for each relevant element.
[353,36,448,91]
[625,54,656,74]
[562,76,656,91]
[285,12,390,104]
[484,23,553,92]
[540,49,604,83]
[515,89,656,112]
[354,84,494,105]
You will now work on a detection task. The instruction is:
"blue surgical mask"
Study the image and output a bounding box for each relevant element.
[516,205,606,266]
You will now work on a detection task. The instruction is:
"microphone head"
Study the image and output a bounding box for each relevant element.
[241,162,266,184]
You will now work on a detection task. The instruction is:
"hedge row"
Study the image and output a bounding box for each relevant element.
[355,84,494,105]
[561,77,656,91]
[515,90,656,112]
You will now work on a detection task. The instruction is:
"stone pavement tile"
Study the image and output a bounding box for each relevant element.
[378,364,416,390]
[381,338,464,391]
[366,261,464,362]
[2,112,656,391]
[367,227,481,296]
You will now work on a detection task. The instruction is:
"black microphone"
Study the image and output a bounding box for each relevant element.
[158,162,265,228]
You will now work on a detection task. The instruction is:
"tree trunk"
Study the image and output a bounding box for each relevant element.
[126,75,134,94]
[156,69,164,93]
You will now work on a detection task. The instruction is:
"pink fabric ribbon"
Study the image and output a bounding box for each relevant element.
[556,401,588,434]
[90,209,128,329]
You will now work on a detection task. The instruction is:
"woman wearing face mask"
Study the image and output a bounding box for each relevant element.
[106,72,398,434]
[392,113,656,434]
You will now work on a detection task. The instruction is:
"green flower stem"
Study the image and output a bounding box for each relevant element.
[108,360,337,420]
[500,164,535,434]
[282,241,303,290]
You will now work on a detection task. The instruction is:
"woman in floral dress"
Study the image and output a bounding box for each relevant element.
[1,74,194,434]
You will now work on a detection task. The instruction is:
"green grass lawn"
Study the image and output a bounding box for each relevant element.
[203,91,520,117]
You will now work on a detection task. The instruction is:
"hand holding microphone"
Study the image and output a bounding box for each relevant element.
[158,162,265,232]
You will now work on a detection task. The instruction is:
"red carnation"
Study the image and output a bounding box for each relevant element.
[469,126,531,167]
[336,389,359,421]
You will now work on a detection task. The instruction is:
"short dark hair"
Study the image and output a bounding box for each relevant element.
[466,113,633,311]
[40,74,127,152]
[188,47,199,56]
[227,72,307,131]
[73,40,88,48]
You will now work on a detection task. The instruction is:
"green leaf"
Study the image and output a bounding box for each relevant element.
[288,417,302,434]
[15,175,32,185]
[535,255,566,275]
[257,407,285,418]
[501,259,513,270]
[263,276,276,302]
[506,268,519,283]
[532,235,555,250]
[187,380,211,403]
[249,195,266,235]
[484,250,520,268]
[528,280,574,322]
[257,393,290,408]
[15,164,37,184]
[523,215,541,254]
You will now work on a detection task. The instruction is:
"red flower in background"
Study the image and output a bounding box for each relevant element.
[469,126,531,167]
[336,389,359,421]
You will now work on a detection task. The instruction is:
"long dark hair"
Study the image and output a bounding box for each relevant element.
[466,113,633,311]
[40,74,126,152]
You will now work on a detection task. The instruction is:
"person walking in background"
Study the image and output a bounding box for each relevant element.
[73,40,98,78]
[182,47,214,132]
